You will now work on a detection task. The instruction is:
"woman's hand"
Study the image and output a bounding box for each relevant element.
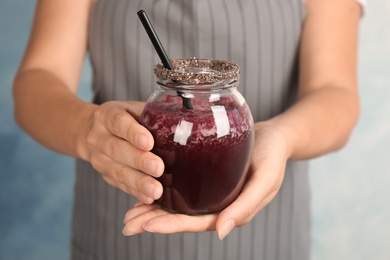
[122,121,290,239]
[82,101,165,204]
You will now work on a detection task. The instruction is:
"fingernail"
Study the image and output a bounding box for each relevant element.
[136,134,150,150]
[140,193,154,204]
[143,183,157,199]
[122,227,132,236]
[143,223,155,233]
[145,159,158,176]
[218,219,235,240]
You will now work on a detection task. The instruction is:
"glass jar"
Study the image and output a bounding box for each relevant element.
[139,58,254,214]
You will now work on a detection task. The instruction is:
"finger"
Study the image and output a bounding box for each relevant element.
[99,103,154,151]
[142,212,218,234]
[99,172,154,204]
[96,133,164,177]
[216,170,283,240]
[91,153,163,203]
[123,203,159,223]
[122,207,169,236]
[114,165,163,201]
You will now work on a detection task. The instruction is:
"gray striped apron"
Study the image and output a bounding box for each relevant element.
[71,0,311,259]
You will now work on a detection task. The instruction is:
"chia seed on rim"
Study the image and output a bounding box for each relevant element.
[154,58,240,84]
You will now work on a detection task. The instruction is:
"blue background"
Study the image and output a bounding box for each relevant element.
[1,1,389,259]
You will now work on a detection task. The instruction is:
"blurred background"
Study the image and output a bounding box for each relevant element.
[1,1,389,259]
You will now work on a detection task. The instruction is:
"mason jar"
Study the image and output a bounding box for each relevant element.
[139,58,254,214]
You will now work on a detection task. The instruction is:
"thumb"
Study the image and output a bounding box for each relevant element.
[215,172,281,240]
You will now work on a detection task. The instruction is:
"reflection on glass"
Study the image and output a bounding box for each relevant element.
[211,105,230,138]
[173,120,193,145]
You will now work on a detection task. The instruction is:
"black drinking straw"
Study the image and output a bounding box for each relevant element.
[137,10,193,110]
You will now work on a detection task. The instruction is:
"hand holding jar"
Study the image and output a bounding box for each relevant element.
[82,101,165,204]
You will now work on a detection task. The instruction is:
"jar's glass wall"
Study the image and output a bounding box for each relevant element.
[139,59,254,214]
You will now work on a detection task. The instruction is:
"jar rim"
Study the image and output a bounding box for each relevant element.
[156,78,239,92]
[154,58,240,85]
